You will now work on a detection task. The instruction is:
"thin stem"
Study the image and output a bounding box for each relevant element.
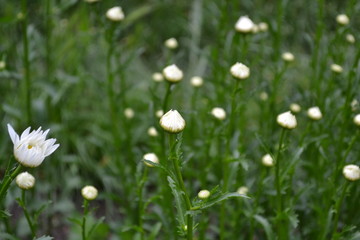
[22,0,32,125]
[331,181,350,239]
[168,134,193,240]
[0,164,23,204]
[162,82,173,112]
[82,199,89,240]
[21,190,36,238]
[138,167,148,240]
[275,128,287,240]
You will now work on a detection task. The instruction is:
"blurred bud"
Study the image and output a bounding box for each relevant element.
[346,34,355,44]
[211,107,226,120]
[163,64,183,83]
[237,186,248,195]
[81,186,98,200]
[198,190,210,199]
[152,72,164,82]
[282,52,295,62]
[190,76,203,87]
[336,14,349,25]
[235,16,255,33]
[230,62,250,80]
[331,64,343,73]
[156,110,164,118]
[164,38,178,49]
[290,103,301,113]
[0,61,6,70]
[307,106,322,120]
[262,154,274,167]
[124,108,135,119]
[354,114,360,126]
[277,111,297,129]
[343,165,360,181]
[106,6,125,22]
[351,99,359,112]
[147,127,158,137]
[259,92,268,101]
[258,22,268,32]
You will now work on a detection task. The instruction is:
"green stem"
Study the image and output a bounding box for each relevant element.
[21,190,36,238]
[138,167,148,240]
[275,128,287,240]
[82,199,89,240]
[0,164,23,204]
[331,181,350,239]
[162,82,173,112]
[168,134,193,240]
[22,0,32,125]
[274,0,284,62]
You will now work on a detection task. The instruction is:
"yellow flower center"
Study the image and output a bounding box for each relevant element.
[27,144,33,149]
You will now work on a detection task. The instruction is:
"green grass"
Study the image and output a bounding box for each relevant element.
[0,0,360,239]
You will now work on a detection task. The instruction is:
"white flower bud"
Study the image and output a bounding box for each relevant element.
[354,114,360,126]
[307,106,322,120]
[259,92,268,101]
[237,186,248,195]
[143,153,159,167]
[346,34,355,44]
[164,38,178,49]
[106,6,125,22]
[258,22,268,32]
[336,14,349,25]
[235,16,255,33]
[156,110,164,118]
[124,108,135,119]
[198,190,210,199]
[147,127,158,137]
[230,62,250,80]
[0,61,5,70]
[159,109,186,133]
[16,172,35,190]
[351,99,359,112]
[262,154,274,167]
[343,165,360,181]
[331,64,343,73]
[282,52,295,62]
[252,24,260,33]
[81,186,98,200]
[163,64,183,83]
[152,72,164,82]
[277,111,297,129]
[211,107,226,120]
[190,76,203,87]
[84,0,100,3]
[290,103,301,113]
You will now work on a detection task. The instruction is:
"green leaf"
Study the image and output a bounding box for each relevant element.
[143,160,175,179]
[0,210,12,218]
[254,215,274,240]
[149,222,162,240]
[88,216,106,238]
[167,176,186,228]
[34,236,53,240]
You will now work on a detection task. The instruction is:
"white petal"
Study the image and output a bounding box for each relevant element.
[7,124,19,144]
[20,127,31,140]
[45,143,60,157]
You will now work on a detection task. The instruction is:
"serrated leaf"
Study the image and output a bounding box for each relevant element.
[143,160,174,179]
[88,216,106,237]
[0,210,12,218]
[254,215,274,240]
[167,176,186,227]
[149,222,162,240]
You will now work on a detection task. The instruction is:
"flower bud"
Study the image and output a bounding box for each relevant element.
[343,165,360,181]
[190,76,203,87]
[0,61,6,70]
[164,38,178,49]
[163,64,183,83]
[237,186,248,195]
[331,64,343,73]
[152,72,164,82]
[354,114,360,126]
[235,16,254,33]
[346,34,355,44]
[84,0,100,3]
[143,153,159,167]
[230,62,250,80]
[259,92,268,101]
[159,110,186,133]
[147,127,158,137]
[198,190,210,199]
[307,106,322,120]
[211,107,226,120]
[81,186,98,200]
[336,14,349,25]
[290,103,301,113]
[156,110,164,118]
[277,111,297,129]
[258,22,268,32]
[106,6,125,22]
[124,108,135,119]
[262,154,274,167]
[16,172,35,190]
[351,99,359,112]
[282,52,295,62]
